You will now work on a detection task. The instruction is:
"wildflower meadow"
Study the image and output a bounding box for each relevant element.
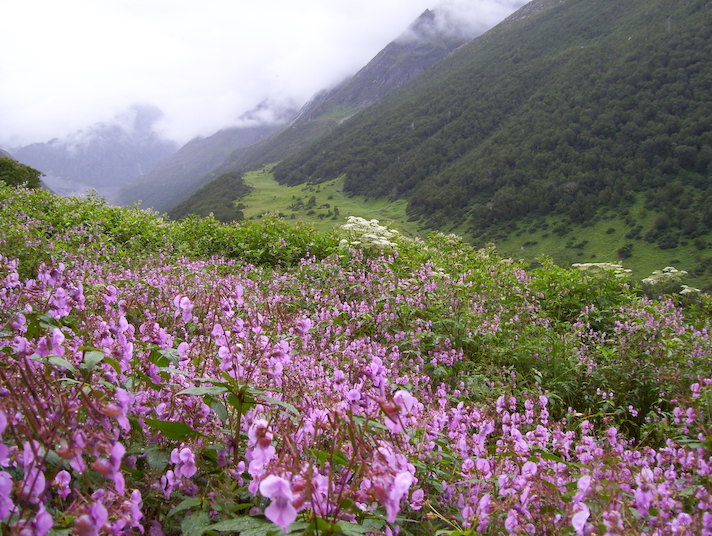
[0,184,710,535]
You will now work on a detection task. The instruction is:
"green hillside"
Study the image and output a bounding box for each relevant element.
[273,0,711,279]
[174,8,478,217]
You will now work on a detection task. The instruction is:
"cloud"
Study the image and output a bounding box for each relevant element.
[0,0,528,147]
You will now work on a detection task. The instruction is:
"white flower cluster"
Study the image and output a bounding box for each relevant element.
[572,262,632,279]
[680,285,701,295]
[641,266,688,286]
[339,216,400,252]
[641,266,701,297]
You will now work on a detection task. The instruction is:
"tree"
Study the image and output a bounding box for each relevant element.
[0,157,43,188]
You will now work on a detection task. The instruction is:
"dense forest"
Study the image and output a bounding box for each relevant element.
[273,0,712,248]
[169,171,251,221]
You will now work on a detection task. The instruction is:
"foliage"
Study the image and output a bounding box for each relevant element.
[169,170,251,222]
[0,189,709,535]
[0,184,339,278]
[0,157,43,189]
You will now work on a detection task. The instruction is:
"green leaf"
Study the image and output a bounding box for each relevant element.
[149,349,171,368]
[261,396,300,416]
[80,350,105,372]
[209,400,228,424]
[336,521,381,535]
[102,356,122,374]
[48,529,73,536]
[309,448,348,467]
[168,497,202,518]
[181,511,211,536]
[226,393,256,413]
[144,418,201,440]
[145,448,170,472]
[160,347,180,365]
[48,355,78,374]
[206,517,271,532]
[178,386,229,396]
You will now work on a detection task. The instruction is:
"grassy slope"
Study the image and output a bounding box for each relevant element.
[490,204,712,286]
[239,166,421,235]
[239,170,712,289]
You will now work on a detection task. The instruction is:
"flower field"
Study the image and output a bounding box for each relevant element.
[0,185,710,535]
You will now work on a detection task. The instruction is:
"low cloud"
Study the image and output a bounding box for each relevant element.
[1,0,528,148]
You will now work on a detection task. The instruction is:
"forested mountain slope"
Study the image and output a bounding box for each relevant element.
[171,7,485,219]
[274,0,712,247]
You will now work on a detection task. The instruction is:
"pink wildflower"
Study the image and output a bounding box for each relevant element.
[0,471,14,519]
[174,295,193,323]
[384,390,417,433]
[295,317,312,336]
[54,470,71,500]
[572,503,590,536]
[260,475,297,530]
[171,447,197,479]
[384,471,413,523]
[74,500,108,536]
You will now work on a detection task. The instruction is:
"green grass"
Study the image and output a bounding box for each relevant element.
[236,167,711,290]
[239,166,422,235]
[492,202,712,290]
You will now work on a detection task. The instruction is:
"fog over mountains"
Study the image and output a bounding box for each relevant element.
[12,105,178,198]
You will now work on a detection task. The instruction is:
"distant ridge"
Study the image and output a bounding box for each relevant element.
[115,122,282,212]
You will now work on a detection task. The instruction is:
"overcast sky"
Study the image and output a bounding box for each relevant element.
[0,0,528,148]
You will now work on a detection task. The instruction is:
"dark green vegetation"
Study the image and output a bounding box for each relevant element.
[273,0,711,276]
[0,157,43,189]
[0,184,338,280]
[169,170,251,221]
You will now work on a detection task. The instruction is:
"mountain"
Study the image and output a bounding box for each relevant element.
[13,105,178,198]
[114,122,282,213]
[0,148,11,158]
[273,0,711,247]
[170,6,489,220]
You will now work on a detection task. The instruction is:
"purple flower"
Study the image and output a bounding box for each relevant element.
[384,471,413,523]
[0,471,15,519]
[35,328,65,358]
[174,295,193,323]
[260,475,296,530]
[160,470,175,499]
[74,500,108,536]
[571,503,590,536]
[505,509,520,533]
[295,317,312,336]
[129,489,144,532]
[54,470,71,500]
[170,447,197,479]
[20,465,46,504]
[28,503,54,536]
[410,488,424,510]
[522,460,538,478]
